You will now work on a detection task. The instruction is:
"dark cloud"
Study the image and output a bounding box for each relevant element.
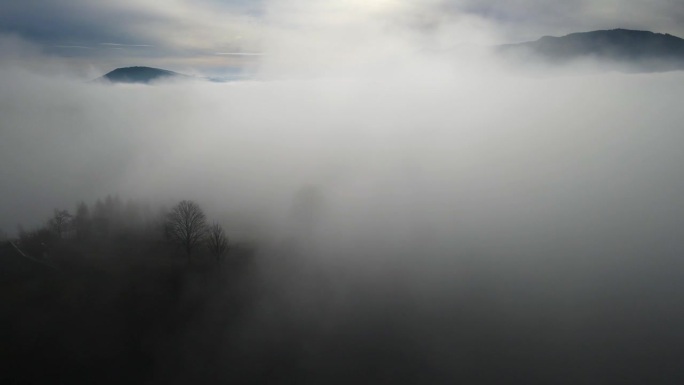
[0,1,164,47]
[4,0,684,58]
[0,0,261,74]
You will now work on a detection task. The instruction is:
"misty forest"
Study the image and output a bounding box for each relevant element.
[3,1,684,384]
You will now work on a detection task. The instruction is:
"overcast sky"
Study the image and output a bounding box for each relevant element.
[1,0,683,76]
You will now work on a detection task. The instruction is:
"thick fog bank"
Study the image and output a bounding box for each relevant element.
[2,68,684,244]
[3,62,684,382]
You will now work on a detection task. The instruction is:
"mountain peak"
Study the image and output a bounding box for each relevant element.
[99,66,184,84]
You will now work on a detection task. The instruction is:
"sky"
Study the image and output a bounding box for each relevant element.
[1,0,684,76]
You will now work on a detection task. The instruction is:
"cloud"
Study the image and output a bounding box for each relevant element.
[2,0,684,75]
[214,52,264,56]
[0,0,263,74]
[99,43,154,47]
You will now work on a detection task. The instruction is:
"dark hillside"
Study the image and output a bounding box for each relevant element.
[499,29,684,71]
[3,196,684,384]
[99,66,185,84]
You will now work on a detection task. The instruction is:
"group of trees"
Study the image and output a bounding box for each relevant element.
[18,195,156,250]
[3,199,247,385]
[164,200,229,262]
[16,196,230,264]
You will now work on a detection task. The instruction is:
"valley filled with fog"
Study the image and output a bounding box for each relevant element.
[2,2,684,382]
[3,61,684,264]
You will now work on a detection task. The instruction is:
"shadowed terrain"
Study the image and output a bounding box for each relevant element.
[498,29,684,72]
[98,66,186,84]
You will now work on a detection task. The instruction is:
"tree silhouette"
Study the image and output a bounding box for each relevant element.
[165,200,207,256]
[73,201,91,239]
[48,209,72,239]
[206,223,229,263]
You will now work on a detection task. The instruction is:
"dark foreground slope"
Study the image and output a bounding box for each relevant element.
[499,29,684,72]
[2,196,684,384]
[3,238,684,384]
[0,238,256,385]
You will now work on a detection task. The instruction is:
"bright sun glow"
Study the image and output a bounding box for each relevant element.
[347,0,401,12]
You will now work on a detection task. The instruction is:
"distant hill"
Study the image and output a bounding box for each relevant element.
[98,66,186,84]
[498,29,684,72]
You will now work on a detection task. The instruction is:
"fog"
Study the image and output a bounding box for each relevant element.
[3,58,684,250]
[3,6,684,381]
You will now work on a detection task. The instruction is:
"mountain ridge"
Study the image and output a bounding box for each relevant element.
[498,28,684,72]
[101,30,684,80]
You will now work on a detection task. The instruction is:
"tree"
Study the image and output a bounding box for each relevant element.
[165,200,207,256]
[73,201,91,239]
[48,209,72,239]
[206,223,229,263]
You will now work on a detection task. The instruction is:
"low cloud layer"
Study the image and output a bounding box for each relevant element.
[2,51,684,252]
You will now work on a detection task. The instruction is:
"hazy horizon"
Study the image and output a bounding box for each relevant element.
[3,0,684,77]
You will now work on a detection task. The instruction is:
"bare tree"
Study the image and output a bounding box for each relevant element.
[48,209,72,239]
[206,223,229,263]
[165,200,207,256]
